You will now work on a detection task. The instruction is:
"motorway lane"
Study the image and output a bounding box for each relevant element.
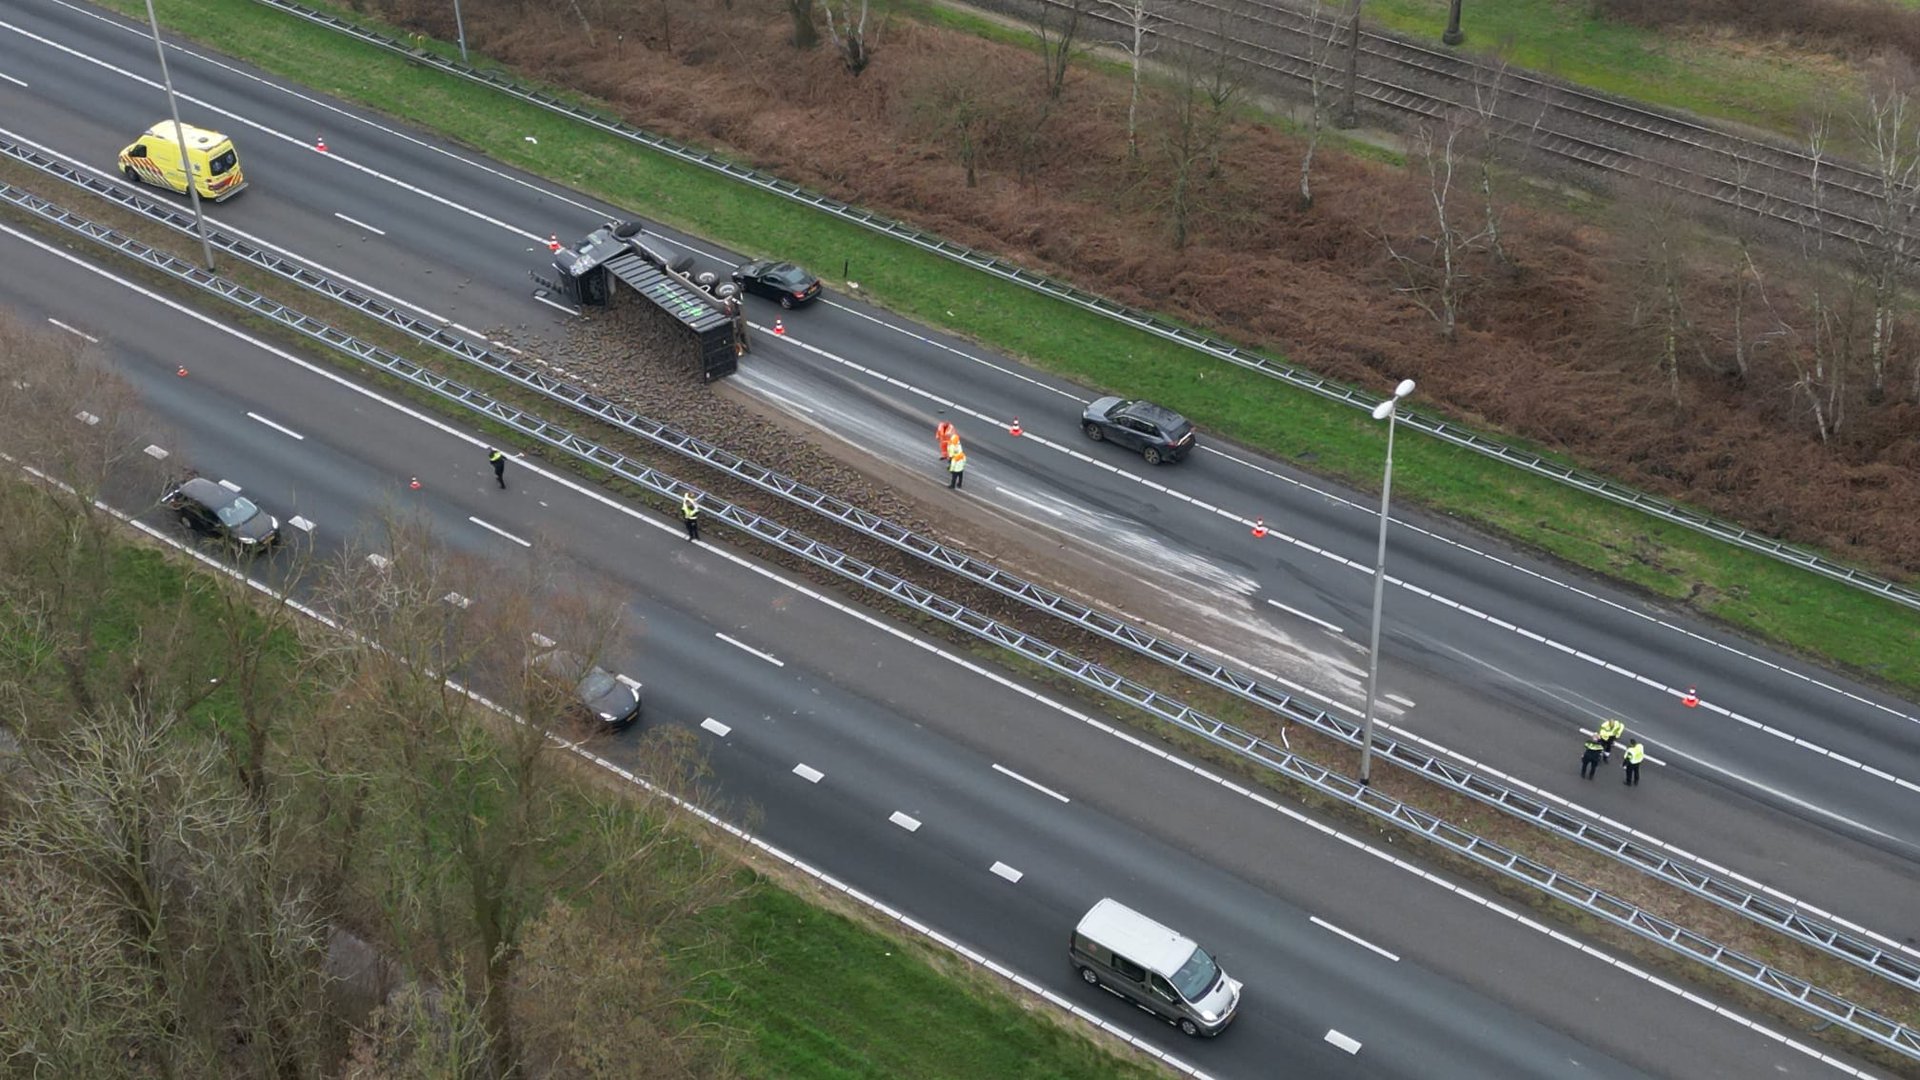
[5,0,1917,945]
[0,227,1872,1079]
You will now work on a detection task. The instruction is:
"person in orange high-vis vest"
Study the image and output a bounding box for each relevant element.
[935,421,956,463]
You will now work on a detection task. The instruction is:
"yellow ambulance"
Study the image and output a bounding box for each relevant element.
[118,121,247,202]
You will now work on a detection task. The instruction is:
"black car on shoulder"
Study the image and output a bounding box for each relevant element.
[1081,396,1197,465]
[532,649,643,733]
[731,260,821,308]
[163,476,282,549]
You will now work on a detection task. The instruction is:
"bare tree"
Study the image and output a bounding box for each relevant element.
[1035,0,1093,101]
[908,52,1007,188]
[1462,49,1516,266]
[1100,0,1161,159]
[1298,0,1348,207]
[820,0,877,75]
[1852,75,1920,401]
[1382,114,1497,339]
[1147,28,1247,248]
[785,0,819,48]
[1335,0,1364,129]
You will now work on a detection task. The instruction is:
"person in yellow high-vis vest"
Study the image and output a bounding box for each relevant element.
[1622,740,1646,786]
[681,491,701,541]
[947,447,967,490]
[489,448,507,489]
[1598,717,1625,759]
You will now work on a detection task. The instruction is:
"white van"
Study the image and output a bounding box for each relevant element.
[1069,898,1242,1037]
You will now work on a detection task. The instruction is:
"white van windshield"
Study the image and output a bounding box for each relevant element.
[1171,947,1219,1001]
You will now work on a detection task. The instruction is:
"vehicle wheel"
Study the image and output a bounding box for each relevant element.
[613,220,645,239]
[1079,967,1099,986]
[779,294,796,309]
[1143,446,1163,465]
[123,165,142,185]
[1083,422,1105,442]
[1179,1018,1200,1038]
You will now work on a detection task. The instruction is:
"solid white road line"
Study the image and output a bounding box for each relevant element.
[0,71,26,87]
[332,211,387,236]
[531,293,580,316]
[991,763,1070,803]
[792,763,824,784]
[467,515,532,547]
[700,717,731,738]
[47,316,96,341]
[1384,693,1418,710]
[753,385,817,415]
[75,410,98,425]
[1324,1030,1363,1055]
[247,411,306,440]
[890,811,922,832]
[6,219,1878,1073]
[716,632,784,667]
[217,478,243,492]
[288,515,315,532]
[1310,916,1401,962]
[1264,597,1343,635]
[143,444,169,459]
[990,861,1024,883]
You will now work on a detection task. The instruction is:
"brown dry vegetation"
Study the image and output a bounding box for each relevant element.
[1596,0,1920,66]
[371,0,1920,576]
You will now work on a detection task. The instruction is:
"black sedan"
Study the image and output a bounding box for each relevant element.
[731,260,821,308]
[1081,397,1197,465]
[533,650,643,733]
[162,476,282,549]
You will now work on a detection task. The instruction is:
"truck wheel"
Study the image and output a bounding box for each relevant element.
[1083,422,1105,442]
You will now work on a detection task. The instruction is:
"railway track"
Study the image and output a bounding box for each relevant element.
[1002,0,1909,253]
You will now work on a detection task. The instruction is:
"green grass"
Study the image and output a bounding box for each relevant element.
[88,0,1920,696]
[687,887,1160,1080]
[1364,0,1851,137]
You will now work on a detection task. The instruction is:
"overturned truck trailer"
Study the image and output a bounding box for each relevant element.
[532,221,747,383]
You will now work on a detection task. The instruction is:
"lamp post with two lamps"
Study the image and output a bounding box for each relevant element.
[1358,378,1415,786]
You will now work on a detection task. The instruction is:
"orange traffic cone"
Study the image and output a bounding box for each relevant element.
[1009,417,1022,437]
[1682,686,1699,708]
[314,135,328,154]
[409,477,422,491]
[547,233,561,253]
[176,365,189,377]
[1252,518,1268,539]
[773,319,785,336]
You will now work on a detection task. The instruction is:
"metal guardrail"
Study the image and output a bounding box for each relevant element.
[8,181,1917,1065]
[238,0,1920,614]
[8,129,1913,1001]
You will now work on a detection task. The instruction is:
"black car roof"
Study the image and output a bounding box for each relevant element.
[178,477,234,504]
[1118,400,1189,428]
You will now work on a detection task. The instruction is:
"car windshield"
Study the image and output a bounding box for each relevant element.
[214,495,260,528]
[576,669,619,702]
[1170,947,1219,1001]
[208,149,237,175]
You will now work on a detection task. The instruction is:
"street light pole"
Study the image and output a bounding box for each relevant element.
[1442,0,1464,45]
[1359,378,1415,787]
[452,0,469,63]
[143,0,216,271]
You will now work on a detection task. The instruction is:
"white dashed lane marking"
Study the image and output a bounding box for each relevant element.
[1325,1030,1362,1055]
[247,411,305,440]
[792,763,824,784]
[74,410,98,425]
[1264,597,1343,635]
[991,763,1070,803]
[47,317,95,341]
[143,445,169,459]
[443,592,471,609]
[0,72,27,88]
[467,516,531,548]
[700,718,731,738]
[217,478,242,492]
[365,552,391,570]
[288,515,315,533]
[1310,916,1400,962]
[990,861,1023,883]
[332,211,387,236]
[615,673,643,690]
[889,811,921,832]
[716,632,784,667]
[529,632,556,649]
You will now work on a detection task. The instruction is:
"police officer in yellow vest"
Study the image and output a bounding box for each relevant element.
[681,491,700,542]
[489,447,507,489]
[1580,734,1605,780]
[947,446,967,490]
[1622,739,1646,786]
[1598,717,1625,759]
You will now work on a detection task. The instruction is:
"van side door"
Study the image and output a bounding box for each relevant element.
[1146,973,1184,1022]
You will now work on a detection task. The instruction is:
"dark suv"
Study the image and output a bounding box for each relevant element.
[162,476,281,550]
[1081,397,1197,464]
[532,650,642,733]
